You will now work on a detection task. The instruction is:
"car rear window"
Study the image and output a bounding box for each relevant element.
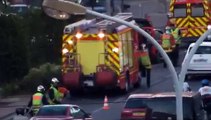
[37,106,67,116]
[189,46,211,54]
[125,97,194,119]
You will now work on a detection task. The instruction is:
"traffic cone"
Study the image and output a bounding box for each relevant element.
[103,95,109,110]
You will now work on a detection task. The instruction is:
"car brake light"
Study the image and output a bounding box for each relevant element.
[121,110,132,117]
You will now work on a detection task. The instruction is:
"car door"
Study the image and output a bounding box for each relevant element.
[70,106,92,120]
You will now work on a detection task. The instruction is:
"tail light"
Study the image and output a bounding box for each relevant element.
[121,110,132,118]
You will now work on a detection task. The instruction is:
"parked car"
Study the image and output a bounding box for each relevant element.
[121,92,203,120]
[183,42,211,80]
[29,104,92,120]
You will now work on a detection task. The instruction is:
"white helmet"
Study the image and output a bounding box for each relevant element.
[51,77,59,83]
[37,85,45,92]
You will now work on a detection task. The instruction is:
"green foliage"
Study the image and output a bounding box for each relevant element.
[19,63,61,93]
[0,15,29,83]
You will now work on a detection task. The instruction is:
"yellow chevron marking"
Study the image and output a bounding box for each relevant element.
[83,34,89,38]
[205,12,209,18]
[107,48,120,61]
[91,34,97,38]
[195,18,206,26]
[177,18,188,28]
[108,41,118,48]
[112,34,119,40]
[113,42,119,47]
[189,28,199,37]
[108,55,120,68]
[189,23,203,35]
[107,35,115,41]
[176,18,182,24]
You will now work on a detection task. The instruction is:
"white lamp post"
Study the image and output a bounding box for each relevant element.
[42,0,182,119]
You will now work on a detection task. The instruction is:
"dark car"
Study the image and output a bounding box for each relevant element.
[121,92,203,120]
[29,104,92,120]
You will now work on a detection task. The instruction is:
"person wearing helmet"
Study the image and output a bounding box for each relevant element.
[27,85,49,116]
[48,77,61,104]
[199,79,211,96]
[198,79,211,119]
[138,43,152,88]
[161,26,175,68]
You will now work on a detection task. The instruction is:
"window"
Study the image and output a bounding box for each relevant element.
[37,106,67,116]
[191,3,204,17]
[174,4,187,17]
[127,32,134,67]
[125,97,194,119]
[189,46,211,54]
[70,106,86,119]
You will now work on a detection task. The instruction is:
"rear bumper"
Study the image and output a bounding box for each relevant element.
[187,69,211,74]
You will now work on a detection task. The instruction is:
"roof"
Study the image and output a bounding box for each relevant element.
[128,92,197,99]
[42,104,78,108]
[189,42,211,48]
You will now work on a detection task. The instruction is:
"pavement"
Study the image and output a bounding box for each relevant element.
[0,95,30,120]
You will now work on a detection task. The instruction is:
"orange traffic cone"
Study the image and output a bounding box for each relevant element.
[103,96,109,110]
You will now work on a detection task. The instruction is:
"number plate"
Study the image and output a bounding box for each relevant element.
[193,59,208,63]
[84,81,94,86]
[133,112,146,116]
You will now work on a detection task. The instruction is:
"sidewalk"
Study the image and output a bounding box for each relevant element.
[0,95,30,119]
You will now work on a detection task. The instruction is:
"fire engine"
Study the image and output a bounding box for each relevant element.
[168,0,211,40]
[62,13,141,93]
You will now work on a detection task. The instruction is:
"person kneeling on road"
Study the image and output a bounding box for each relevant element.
[28,85,49,116]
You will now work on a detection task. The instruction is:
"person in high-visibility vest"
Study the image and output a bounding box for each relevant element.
[27,85,49,116]
[48,77,62,104]
[161,26,175,68]
[170,24,181,67]
[138,43,152,88]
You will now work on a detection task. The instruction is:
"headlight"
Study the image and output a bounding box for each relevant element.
[207,25,211,30]
[75,32,83,39]
[62,48,69,54]
[98,32,105,38]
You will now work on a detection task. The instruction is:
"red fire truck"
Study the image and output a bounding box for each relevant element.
[62,13,142,93]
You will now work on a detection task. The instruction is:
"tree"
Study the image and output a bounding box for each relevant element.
[0,15,29,83]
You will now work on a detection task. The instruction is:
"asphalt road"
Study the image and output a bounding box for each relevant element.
[5,48,203,120]
[62,47,202,120]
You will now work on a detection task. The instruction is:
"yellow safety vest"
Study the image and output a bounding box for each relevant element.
[48,86,61,104]
[32,93,43,115]
[162,34,172,53]
[139,51,152,69]
[171,28,181,45]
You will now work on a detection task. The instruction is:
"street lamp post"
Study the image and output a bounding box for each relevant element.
[42,0,182,119]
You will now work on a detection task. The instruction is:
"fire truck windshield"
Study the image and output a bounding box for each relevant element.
[191,3,204,17]
[174,4,187,18]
